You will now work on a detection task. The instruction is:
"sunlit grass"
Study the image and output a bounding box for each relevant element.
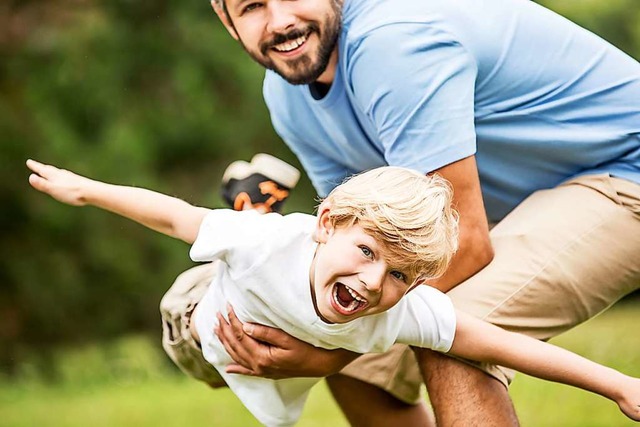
[0,304,637,426]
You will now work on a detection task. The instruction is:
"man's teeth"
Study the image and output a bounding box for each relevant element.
[273,35,307,52]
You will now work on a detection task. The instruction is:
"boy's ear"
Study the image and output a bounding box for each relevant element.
[211,0,240,41]
[315,200,334,243]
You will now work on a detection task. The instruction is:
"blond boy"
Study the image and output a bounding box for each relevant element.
[27,159,640,426]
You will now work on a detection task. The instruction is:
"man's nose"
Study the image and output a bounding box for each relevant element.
[266,2,297,34]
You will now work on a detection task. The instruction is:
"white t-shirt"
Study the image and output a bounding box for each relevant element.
[191,209,456,427]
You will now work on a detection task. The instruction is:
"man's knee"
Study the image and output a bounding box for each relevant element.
[327,374,434,427]
[418,350,519,427]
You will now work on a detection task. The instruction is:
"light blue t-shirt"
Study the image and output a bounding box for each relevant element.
[263,0,640,221]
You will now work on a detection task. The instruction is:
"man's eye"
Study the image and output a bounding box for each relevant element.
[243,3,262,13]
[359,246,373,258]
[390,271,406,282]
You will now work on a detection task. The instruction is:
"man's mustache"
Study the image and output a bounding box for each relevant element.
[260,24,320,55]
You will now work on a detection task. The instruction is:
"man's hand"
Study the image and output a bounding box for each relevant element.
[27,159,93,206]
[215,305,359,379]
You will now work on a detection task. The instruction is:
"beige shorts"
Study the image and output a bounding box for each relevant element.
[160,262,226,388]
[341,174,640,403]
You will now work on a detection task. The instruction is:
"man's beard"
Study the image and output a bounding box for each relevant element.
[241,2,342,85]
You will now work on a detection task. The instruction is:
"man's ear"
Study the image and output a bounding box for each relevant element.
[315,200,334,243]
[211,0,240,40]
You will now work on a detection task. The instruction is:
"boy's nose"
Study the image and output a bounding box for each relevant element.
[361,263,386,293]
[266,2,297,34]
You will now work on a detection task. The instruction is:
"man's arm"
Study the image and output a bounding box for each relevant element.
[428,156,493,292]
[27,159,208,244]
[423,310,640,421]
[215,306,360,378]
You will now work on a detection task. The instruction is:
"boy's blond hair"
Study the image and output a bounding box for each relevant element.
[324,166,459,282]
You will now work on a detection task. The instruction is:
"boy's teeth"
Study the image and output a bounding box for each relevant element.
[347,287,365,302]
[274,35,307,52]
[333,283,367,313]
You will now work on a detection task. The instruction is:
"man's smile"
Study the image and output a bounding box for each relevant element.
[272,33,309,54]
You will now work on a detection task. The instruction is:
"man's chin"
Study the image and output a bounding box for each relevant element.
[274,65,327,85]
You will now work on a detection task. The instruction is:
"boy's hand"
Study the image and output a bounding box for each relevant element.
[617,377,640,421]
[27,159,93,206]
[215,305,359,379]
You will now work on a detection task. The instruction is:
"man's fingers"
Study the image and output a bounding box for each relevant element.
[225,364,258,376]
[215,313,250,366]
[242,322,290,347]
[226,304,246,341]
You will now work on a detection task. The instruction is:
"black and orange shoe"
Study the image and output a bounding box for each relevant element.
[221,153,300,213]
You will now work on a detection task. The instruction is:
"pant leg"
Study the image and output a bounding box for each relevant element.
[160,262,226,388]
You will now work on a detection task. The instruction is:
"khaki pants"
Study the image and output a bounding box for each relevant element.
[160,263,225,388]
[342,174,640,403]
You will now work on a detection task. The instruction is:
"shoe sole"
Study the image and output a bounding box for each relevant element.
[222,153,301,189]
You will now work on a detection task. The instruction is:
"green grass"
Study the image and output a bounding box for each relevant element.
[510,303,640,426]
[1,304,638,426]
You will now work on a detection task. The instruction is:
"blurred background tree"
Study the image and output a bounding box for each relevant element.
[1,0,638,378]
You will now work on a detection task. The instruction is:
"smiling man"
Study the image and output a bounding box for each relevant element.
[217,0,341,85]
[206,0,640,425]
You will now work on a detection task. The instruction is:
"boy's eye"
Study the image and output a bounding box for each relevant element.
[390,271,407,282]
[359,246,373,258]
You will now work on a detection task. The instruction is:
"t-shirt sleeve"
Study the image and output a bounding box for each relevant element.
[346,22,478,173]
[396,285,457,352]
[189,209,283,271]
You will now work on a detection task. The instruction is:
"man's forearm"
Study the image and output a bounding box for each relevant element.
[429,221,493,292]
[429,156,494,292]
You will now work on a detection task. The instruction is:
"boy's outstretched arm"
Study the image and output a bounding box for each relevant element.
[428,310,640,421]
[27,159,208,244]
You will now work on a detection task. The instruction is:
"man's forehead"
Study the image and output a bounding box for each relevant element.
[225,0,255,8]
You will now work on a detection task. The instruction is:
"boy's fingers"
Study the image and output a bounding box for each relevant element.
[26,159,58,178]
[26,158,41,170]
[28,174,48,192]
[26,159,47,175]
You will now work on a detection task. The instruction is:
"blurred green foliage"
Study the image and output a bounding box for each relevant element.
[1,0,638,376]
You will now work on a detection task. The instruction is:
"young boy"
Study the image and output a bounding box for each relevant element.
[27,159,640,426]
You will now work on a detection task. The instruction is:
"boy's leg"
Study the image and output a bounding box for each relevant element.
[337,174,640,424]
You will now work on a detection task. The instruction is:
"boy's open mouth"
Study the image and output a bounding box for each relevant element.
[332,282,368,314]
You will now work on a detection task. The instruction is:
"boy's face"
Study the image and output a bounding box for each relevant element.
[212,0,342,85]
[310,210,417,324]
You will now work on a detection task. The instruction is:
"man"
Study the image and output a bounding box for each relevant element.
[207,0,640,425]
